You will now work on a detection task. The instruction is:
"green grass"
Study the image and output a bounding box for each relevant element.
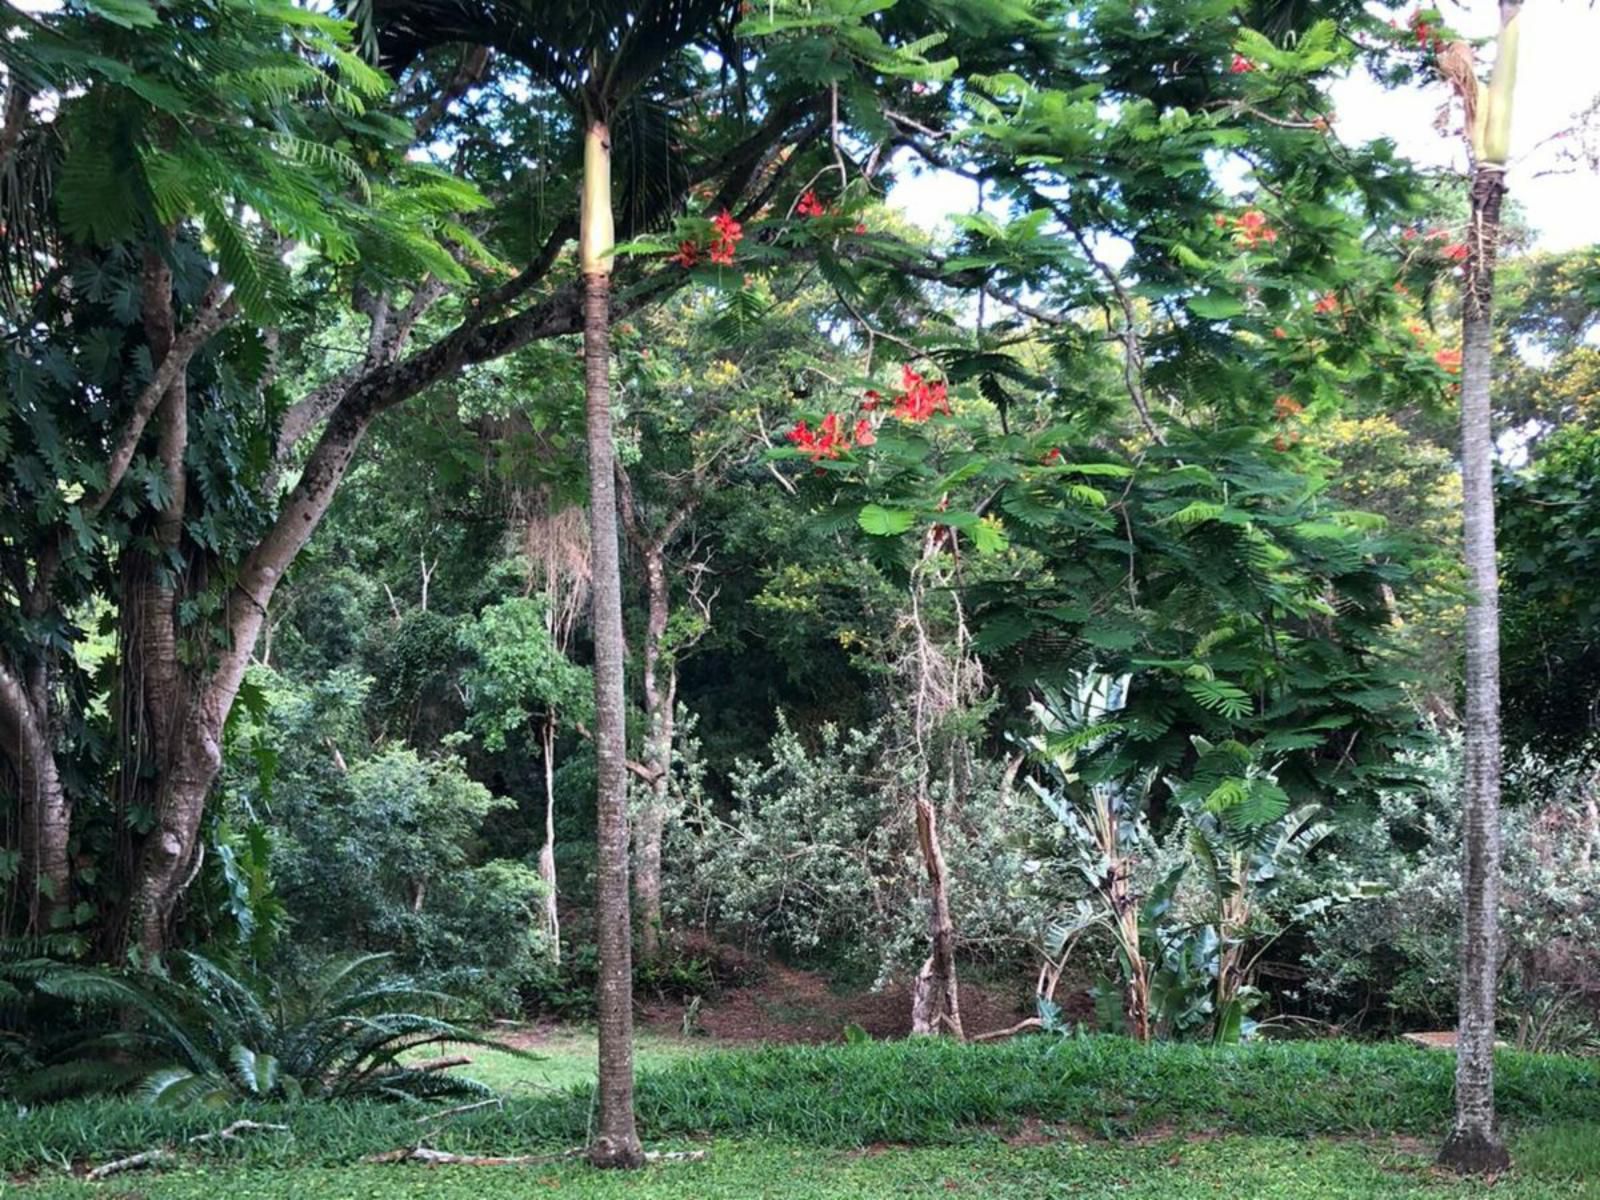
[406,1028,707,1095]
[3,1037,1596,1184]
[8,1136,1598,1199]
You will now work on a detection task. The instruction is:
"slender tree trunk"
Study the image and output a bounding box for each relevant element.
[1441,161,1511,1175]
[540,715,561,963]
[910,794,962,1038]
[635,544,672,962]
[1440,4,1519,1174]
[581,118,643,1171]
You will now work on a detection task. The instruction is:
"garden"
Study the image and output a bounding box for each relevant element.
[2,0,1599,1195]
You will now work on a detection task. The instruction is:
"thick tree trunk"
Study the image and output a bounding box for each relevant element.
[910,795,962,1038]
[580,119,643,1172]
[1440,161,1511,1176]
[0,662,71,932]
[634,544,673,962]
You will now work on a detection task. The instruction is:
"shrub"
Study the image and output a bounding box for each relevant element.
[1305,734,1600,1048]
[15,951,517,1105]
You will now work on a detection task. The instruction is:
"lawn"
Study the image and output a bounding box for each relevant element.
[4,1036,1597,1196]
[9,1136,1599,1199]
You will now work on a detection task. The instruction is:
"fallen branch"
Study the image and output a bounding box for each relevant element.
[85,1149,175,1181]
[187,1120,291,1145]
[363,1145,709,1167]
[416,1098,503,1124]
[85,1121,289,1180]
[970,1017,1043,1043]
[409,1055,472,1074]
[363,1147,580,1166]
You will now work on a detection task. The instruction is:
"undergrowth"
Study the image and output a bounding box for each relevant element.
[2,1036,1597,1173]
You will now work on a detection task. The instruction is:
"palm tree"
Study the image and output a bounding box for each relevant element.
[373,0,740,1166]
[1437,0,1522,1176]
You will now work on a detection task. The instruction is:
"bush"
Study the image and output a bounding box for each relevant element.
[1305,734,1600,1049]
[13,952,516,1105]
[666,716,1033,985]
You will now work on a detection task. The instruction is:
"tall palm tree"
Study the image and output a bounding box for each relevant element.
[1438,0,1522,1176]
[374,0,739,1166]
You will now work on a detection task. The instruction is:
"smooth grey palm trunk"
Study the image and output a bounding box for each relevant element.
[1439,161,1510,1176]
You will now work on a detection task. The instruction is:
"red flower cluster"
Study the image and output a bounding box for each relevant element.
[1273,393,1304,420]
[1313,291,1340,315]
[786,413,875,461]
[1409,9,1443,51]
[891,365,950,423]
[1440,242,1469,262]
[669,209,745,268]
[1230,54,1255,74]
[1434,347,1462,374]
[710,209,743,265]
[1231,208,1278,248]
[1042,447,1063,465]
[796,190,827,218]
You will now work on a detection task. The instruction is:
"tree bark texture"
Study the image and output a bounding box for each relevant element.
[910,795,963,1038]
[1440,161,1511,1177]
[581,262,643,1169]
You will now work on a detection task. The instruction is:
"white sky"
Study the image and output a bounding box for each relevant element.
[893,1,1600,252]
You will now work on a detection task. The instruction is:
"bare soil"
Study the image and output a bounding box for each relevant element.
[636,960,1082,1044]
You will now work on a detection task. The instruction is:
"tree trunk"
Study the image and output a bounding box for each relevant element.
[540,715,561,963]
[1440,160,1512,1176]
[0,662,71,933]
[910,795,962,1038]
[580,119,643,1171]
[634,543,672,962]
[1439,2,1520,1171]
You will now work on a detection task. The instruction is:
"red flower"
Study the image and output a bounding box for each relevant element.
[1042,447,1063,465]
[890,365,951,423]
[861,389,882,411]
[1435,347,1462,373]
[1230,54,1255,74]
[1273,393,1303,420]
[709,209,744,265]
[1441,242,1469,262]
[796,190,827,218]
[1227,208,1277,248]
[1273,434,1289,452]
[1401,227,1418,241]
[788,411,873,460]
[854,221,867,234]
[1313,292,1340,315]
[1273,326,1288,339]
[671,240,700,268]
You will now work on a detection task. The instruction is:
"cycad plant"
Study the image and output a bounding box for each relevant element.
[12,951,511,1105]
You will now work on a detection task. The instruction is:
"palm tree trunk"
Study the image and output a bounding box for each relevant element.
[1440,160,1511,1175]
[580,118,643,1171]
[1439,3,1520,1174]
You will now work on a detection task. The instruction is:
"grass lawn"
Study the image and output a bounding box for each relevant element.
[5,1036,1597,1196]
[407,1027,711,1095]
[9,1134,1599,1199]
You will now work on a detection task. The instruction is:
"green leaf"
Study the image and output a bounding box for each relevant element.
[1188,292,1245,320]
[858,504,915,536]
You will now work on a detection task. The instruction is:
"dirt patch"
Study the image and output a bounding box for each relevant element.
[637,961,1060,1044]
